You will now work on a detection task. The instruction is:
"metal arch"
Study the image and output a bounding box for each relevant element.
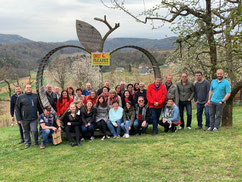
[110,45,161,78]
[36,45,90,114]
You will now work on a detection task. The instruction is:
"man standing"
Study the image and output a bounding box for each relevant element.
[45,84,57,111]
[206,69,231,132]
[15,84,42,149]
[82,83,92,96]
[163,75,179,106]
[10,86,24,144]
[177,73,194,130]
[39,106,61,149]
[147,77,167,135]
[134,82,147,105]
[54,86,60,99]
[194,71,210,130]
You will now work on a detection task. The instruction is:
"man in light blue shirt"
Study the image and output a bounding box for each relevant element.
[206,69,231,132]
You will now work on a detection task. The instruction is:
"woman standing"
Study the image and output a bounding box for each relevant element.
[57,90,73,116]
[107,89,122,108]
[121,101,135,138]
[81,100,96,141]
[121,90,134,108]
[95,96,110,140]
[62,103,82,146]
[107,100,123,138]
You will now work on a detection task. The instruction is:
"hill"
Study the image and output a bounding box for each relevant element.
[0,34,32,44]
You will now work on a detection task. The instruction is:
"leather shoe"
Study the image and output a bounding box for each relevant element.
[25,144,30,149]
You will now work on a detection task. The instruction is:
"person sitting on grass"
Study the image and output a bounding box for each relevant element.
[121,101,135,138]
[95,95,110,140]
[81,100,96,142]
[39,106,61,149]
[134,96,151,135]
[107,100,123,138]
[158,98,181,133]
[63,103,82,147]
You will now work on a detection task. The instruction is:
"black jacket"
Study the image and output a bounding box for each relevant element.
[135,104,152,124]
[10,93,22,117]
[46,91,57,111]
[81,107,96,125]
[62,112,82,127]
[15,93,42,121]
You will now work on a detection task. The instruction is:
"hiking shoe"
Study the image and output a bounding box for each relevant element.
[213,127,218,132]
[80,138,85,142]
[195,126,202,130]
[25,144,31,149]
[117,135,120,138]
[124,134,130,138]
[101,136,106,141]
[187,127,192,130]
[206,127,213,132]
[178,126,183,130]
[90,136,95,141]
[40,145,45,149]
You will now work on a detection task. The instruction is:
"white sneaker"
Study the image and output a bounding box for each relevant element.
[187,127,192,130]
[117,135,120,138]
[101,136,106,140]
[213,127,218,132]
[206,127,213,131]
[90,136,95,141]
[123,134,127,138]
[80,138,85,142]
[178,126,183,130]
[124,134,130,138]
[106,135,110,139]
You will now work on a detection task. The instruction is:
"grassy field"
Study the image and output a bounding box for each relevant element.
[0,106,241,182]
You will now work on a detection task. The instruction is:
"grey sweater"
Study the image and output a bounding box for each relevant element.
[194,80,210,104]
[176,81,195,102]
[163,82,179,106]
[95,105,109,122]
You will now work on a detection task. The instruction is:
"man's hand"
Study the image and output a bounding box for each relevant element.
[87,123,91,126]
[18,121,22,124]
[188,98,191,102]
[52,127,57,132]
[129,126,131,131]
[11,117,15,122]
[114,123,118,127]
[205,100,210,107]
[154,102,159,107]
[141,121,146,127]
[67,122,71,126]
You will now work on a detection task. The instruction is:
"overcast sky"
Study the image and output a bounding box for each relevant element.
[0,0,175,42]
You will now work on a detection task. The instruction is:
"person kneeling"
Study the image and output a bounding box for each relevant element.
[107,100,123,138]
[134,96,151,135]
[63,103,82,146]
[159,98,180,132]
[39,106,61,149]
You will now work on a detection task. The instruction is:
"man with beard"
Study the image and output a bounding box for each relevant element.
[205,69,231,132]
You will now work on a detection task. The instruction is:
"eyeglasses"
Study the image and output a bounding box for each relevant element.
[138,100,144,102]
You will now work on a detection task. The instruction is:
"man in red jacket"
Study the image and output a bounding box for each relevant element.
[147,77,167,135]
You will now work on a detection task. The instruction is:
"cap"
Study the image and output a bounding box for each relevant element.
[44,106,51,111]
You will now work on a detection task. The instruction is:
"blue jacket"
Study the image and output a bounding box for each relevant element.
[10,94,21,117]
[162,104,180,124]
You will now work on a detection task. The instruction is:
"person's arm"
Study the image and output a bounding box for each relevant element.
[189,83,195,101]
[118,96,122,108]
[146,85,154,104]
[10,96,15,117]
[174,86,179,106]
[158,86,167,105]
[194,83,197,102]
[56,99,60,116]
[205,90,213,106]
[40,123,57,131]
[220,81,231,103]
[129,110,136,127]
[205,81,210,103]
[123,110,127,122]
[15,97,22,123]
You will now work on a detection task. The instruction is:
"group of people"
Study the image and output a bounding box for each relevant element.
[10,69,231,149]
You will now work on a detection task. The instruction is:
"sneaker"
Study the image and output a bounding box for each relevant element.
[101,136,106,141]
[204,126,209,131]
[123,134,127,138]
[195,126,202,130]
[178,126,183,130]
[106,135,110,139]
[117,135,120,138]
[80,138,85,142]
[40,145,45,149]
[25,144,31,149]
[124,134,130,138]
[90,136,95,141]
[187,127,192,130]
[213,127,218,132]
[113,135,117,139]
[206,127,213,132]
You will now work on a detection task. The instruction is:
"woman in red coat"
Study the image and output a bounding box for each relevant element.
[57,90,73,116]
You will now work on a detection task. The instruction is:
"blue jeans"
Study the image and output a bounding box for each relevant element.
[121,120,130,135]
[107,119,122,136]
[179,101,192,128]
[197,103,210,127]
[81,123,95,138]
[133,119,149,134]
[39,129,53,146]
[150,108,162,133]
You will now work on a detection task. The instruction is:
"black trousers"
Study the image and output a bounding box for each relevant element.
[158,120,176,132]
[96,120,107,136]
[65,125,80,143]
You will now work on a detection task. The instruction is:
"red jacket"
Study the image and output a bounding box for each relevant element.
[57,97,73,116]
[147,83,167,109]
[83,95,98,106]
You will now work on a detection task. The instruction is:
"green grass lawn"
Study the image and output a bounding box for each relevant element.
[0,106,241,182]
